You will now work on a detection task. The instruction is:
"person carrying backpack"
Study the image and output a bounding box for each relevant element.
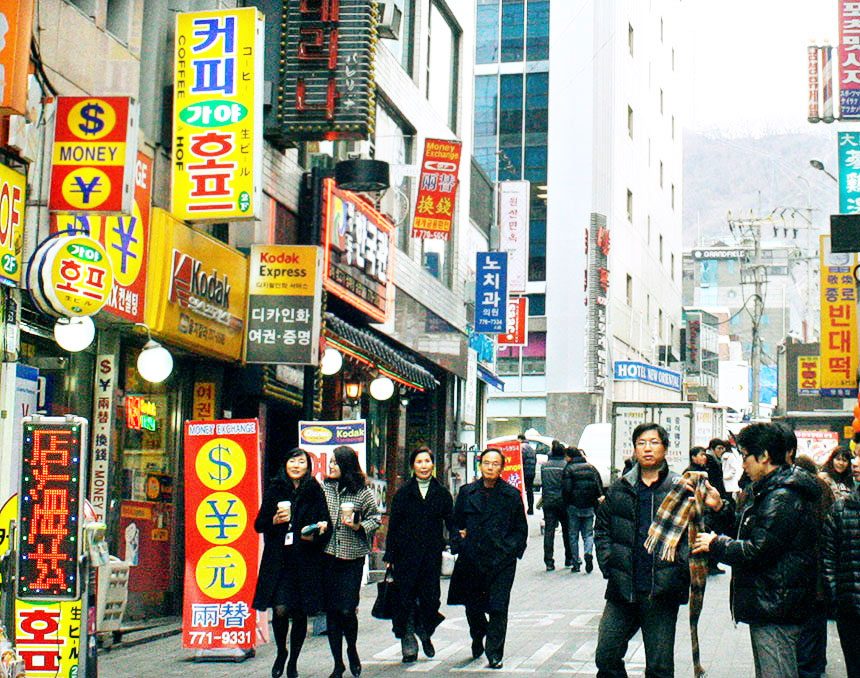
[562,446,604,573]
[519,434,537,514]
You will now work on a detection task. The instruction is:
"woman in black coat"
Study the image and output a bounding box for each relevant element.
[383,447,454,663]
[252,448,330,678]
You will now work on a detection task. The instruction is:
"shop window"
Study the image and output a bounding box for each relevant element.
[501,0,524,62]
[427,1,461,131]
[526,0,549,61]
[522,331,545,375]
[106,0,133,44]
[476,0,500,63]
[497,357,521,375]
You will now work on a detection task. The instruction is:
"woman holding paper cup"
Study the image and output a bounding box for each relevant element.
[322,445,382,678]
[252,447,331,678]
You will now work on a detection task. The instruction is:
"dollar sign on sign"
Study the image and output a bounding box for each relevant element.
[208,444,233,485]
[78,103,106,136]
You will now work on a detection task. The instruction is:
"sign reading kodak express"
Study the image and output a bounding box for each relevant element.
[145,209,248,360]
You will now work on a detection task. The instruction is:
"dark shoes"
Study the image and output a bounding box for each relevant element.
[471,638,485,659]
[545,564,555,571]
[328,664,345,678]
[402,655,418,663]
[420,636,435,658]
[347,647,361,677]
[527,509,534,515]
[487,657,504,669]
[272,651,288,678]
[286,663,298,678]
[585,554,594,573]
[570,564,581,573]
[564,560,572,567]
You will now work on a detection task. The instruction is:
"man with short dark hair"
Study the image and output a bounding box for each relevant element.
[562,446,603,573]
[594,423,690,677]
[540,442,572,570]
[694,423,821,678]
[519,434,537,514]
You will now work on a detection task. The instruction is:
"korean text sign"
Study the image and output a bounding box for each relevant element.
[475,252,508,334]
[172,8,264,221]
[49,96,137,214]
[0,162,26,286]
[498,181,530,292]
[498,296,528,346]
[819,235,858,394]
[183,419,261,650]
[839,132,860,213]
[246,245,323,364]
[840,0,860,118]
[411,139,462,240]
[797,355,820,397]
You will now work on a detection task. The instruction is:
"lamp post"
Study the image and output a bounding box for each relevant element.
[810,159,838,183]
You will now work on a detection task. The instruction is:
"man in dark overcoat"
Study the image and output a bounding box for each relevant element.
[447,448,528,670]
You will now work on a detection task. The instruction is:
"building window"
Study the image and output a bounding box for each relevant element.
[672,115,676,140]
[474,75,499,179]
[626,189,633,222]
[501,0,525,62]
[499,74,523,150]
[427,1,461,131]
[628,22,634,56]
[526,0,549,61]
[671,183,676,209]
[659,160,663,188]
[659,234,664,263]
[671,253,676,280]
[659,309,664,340]
[476,0,500,63]
[525,71,549,144]
[526,293,546,316]
[660,17,664,43]
[627,105,633,138]
[524,145,547,183]
[660,88,664,115]
[382,0,416,74]
[374,101,416,251]
[106,0,132,44]
[626,274,633,306]
[522,331,546,374]
[67,0,96,16]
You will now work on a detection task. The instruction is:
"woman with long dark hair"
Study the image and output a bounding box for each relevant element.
[321,445,381,678]
[820,445,854,500]
[383,447,454,662]
[252,447,331,678]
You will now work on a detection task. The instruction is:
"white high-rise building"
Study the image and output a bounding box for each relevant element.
[475,1,686,443]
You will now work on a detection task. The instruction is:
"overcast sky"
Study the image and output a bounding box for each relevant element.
[685,1,839,135]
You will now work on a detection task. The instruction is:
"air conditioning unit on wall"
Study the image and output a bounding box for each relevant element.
[378,3,403,40]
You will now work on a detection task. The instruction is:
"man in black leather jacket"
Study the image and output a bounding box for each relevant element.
[594,423,689,678]
[822,455,860,677]
[693,423,820,678]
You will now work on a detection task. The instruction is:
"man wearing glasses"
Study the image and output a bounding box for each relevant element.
[447,448,529,669]
[594,423,691,678]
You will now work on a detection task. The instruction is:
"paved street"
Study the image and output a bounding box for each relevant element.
[99,513,848,677]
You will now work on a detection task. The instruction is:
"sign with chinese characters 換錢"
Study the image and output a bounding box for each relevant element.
[840,0,860,118]
[411,138,462,241]
[498,180,529,292]
[819,234,858,396]
[321,178,393,322]
[475,252,508,334]
[89,355,117,523]
[271,0,378,142]
[183,419,261,650]
[245,245,323,364]
[49,96,137,214]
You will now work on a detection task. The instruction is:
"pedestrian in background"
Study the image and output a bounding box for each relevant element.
[594,423,690,677]
[540,440,572,571]
[383,447,453,663]
[685,446,709,474]
[719,439,744,499]
[448,448,528,670]
[252,447,331,678]
[321,446,382,678]
[519,434,537,514]
[820,445,855,501]
[562,446,603,574]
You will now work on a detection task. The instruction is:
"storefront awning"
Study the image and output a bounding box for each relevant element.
[477,364,505,392]
[324,313,438,391]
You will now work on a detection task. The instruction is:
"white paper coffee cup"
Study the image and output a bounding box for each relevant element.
[277,500,291,521]
[340,502,355,525]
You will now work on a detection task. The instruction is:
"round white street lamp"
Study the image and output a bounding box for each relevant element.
[137,339,174,383]
[369,375,395,401]
[320,347,344,375]
[53,316,95,352]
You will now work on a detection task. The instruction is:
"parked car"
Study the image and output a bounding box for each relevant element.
[486,432,554,487]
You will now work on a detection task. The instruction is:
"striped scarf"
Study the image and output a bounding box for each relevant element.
[644,471,709,677]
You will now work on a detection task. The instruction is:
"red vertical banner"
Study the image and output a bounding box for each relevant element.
[498,297,528,346]
[411,138,462,240]
[492,439,525,500]
[183,419,262,650]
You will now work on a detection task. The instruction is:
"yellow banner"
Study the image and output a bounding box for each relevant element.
[819,234,859,391]
[0,163,25,285]
[171,7,263,222]
[796,355,820,395]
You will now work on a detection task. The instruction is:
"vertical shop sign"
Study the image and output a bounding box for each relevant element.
[89,355,116,522]
[840,0,860,118]
[0,1,35,115]
[49,96,137,213]
[183,419,261,650]
[172,8,264,221]
[839,131,860,213]
[498,180,530,292]
[0,162,26,286]
[475,252,508,334]
[411,139,462,241]
[273,0,378,141]
[488,440,525,500]
[797,355,820,396]
[245,245,323,364]
[808,45,821,123]
[498,297,528,346]
[585,214,610,392]
[819,234,858,395]
[193,382,217,420]
[298,420,367,482]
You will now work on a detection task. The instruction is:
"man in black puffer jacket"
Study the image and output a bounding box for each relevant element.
[693,422,821,678]
[594,423,689,678]
[822,455,860,677]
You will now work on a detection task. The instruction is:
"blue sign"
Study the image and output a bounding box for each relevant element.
[467,325,496,364]
[838,131,860,214]
[475,252,508,334]
[613,360,682,392]
[842,91,860,120]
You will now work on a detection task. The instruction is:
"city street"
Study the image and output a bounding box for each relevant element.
[99,513,849,677]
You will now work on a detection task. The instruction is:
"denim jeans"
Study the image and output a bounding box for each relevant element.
[595,597,680,678]
[543,504,572,566]
[567,507,595,568]
[749,623,802,678]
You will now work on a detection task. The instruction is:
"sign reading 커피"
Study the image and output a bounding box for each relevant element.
[475,252,508,334]
[411,139,462,241]
[172,8,264,221]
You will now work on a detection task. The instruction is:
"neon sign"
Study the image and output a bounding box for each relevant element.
[126,396,158,432]
[17,420,86,600]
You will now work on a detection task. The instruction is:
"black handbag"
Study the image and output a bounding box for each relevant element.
[371,567,399,620]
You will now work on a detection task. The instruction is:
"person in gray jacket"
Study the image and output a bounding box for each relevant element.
[540,441,572,570]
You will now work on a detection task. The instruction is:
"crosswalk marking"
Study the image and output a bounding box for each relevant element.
[520,641,563,670]
[571,639,597,661]
[570,612,600,627]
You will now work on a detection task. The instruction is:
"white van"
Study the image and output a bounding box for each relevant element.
[576,423,612,487]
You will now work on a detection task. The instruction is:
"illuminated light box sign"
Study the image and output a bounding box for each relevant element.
[17,417,87,601]
[126,396,158,431]
[272,0,378,142]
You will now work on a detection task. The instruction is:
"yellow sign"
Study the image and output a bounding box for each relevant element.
[819,235,859,393]
[796,355,820,396]
[43,235,114,316]
[194,545,247,599]
[172,8,264,222]
[195,492,247,545]
[0,163,25,285]
[195,437,247,492]
[145,209,248,360]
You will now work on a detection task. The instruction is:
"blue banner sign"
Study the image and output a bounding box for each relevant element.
[475,252,508,333]
[838,131,860,214]
[613,360,682,392]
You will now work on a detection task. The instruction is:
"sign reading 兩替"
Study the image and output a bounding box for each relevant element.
[498,181,530,292]
[0,163,26,286]
[17,418,87,601]
[49,96,137,214]
[411,139,462,241]
[245,245,323,365]
[475,252,508,334]
[172,8,264,221]
[89,355,117,523]
[183,419,261,651]
[840,0,860,118]
[272,0,378,142]
[819,235,858,396]
[321,179,393,322]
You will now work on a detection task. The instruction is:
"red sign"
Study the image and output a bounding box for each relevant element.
[489,440,525,500]
[49,96,137,214]
[411,139,462,241]
[183,419,261,650]
[498,297,528,346]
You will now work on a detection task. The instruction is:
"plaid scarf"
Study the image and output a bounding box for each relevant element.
[644,471,709,677]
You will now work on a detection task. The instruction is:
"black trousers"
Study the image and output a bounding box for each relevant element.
[543,504,572,566]
[466,606,508,662]
[837,610,860,678]
[525,475,535,513]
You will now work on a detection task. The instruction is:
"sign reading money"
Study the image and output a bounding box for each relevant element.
[49,96,138,214]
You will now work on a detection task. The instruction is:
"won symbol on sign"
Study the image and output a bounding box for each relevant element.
[78,103,106,136]
[208,444,234,485]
